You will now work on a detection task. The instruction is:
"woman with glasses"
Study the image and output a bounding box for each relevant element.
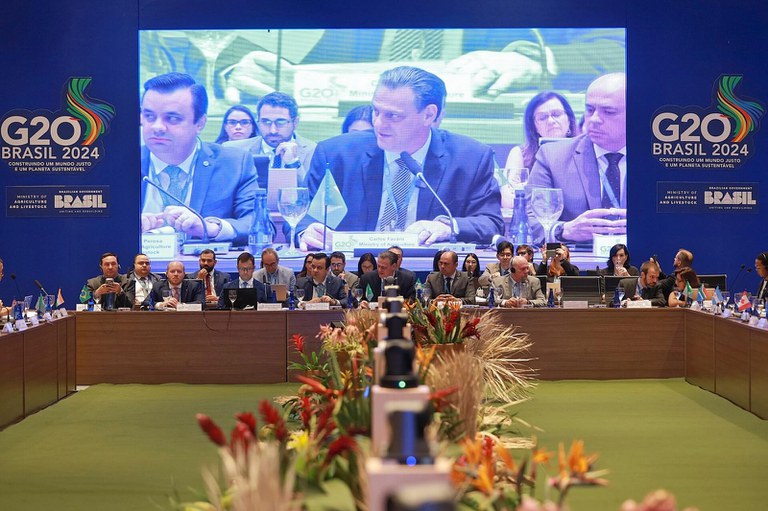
[504,91,579,172]
[215,105,256,144]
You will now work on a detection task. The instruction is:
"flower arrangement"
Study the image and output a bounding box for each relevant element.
[407,299,481,345]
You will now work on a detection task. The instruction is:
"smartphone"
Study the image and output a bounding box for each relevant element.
[546,243,560,259]
[105,278,114,286]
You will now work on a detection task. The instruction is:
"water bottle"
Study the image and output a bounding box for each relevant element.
[488,287,495,308]
[87,296,94,311]
[248,190,275,255]
[547,288,555,308]
[347,287,354,309]
[613,287,620,308]
[509,188,531,246]
[288,290,295,311]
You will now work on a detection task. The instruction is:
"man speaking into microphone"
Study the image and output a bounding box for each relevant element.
[298,66,503,249]
[140,72,258,245]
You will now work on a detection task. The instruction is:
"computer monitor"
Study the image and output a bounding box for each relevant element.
[220,287,260,310]
[603,276,630,296]
[559,276,603,305]
[698,274,727,291]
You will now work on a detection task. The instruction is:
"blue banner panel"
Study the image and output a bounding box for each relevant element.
[6,185,110,217]
[656,182,758,214]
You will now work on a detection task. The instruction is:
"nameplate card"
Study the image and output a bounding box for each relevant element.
[563,300,589,309]
[29,315,40,326]
[258,303,283,311]
[59,308,69,317]
[332,231,419,252]
[748,315,760,327]
[176,303,202,312]
[76,304,87,311]
[2,322,14,334]
[722,309,733,319]
[690,302,702,311]
[15,319,28,331]
[757,318,767,329]
[305,302,330,311]
[626,300,652,308]
[43,312,53,322]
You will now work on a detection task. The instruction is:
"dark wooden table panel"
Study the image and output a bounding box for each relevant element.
[714,318,751,410]
[0,333,24,428]
[749,326,768,419]
[23,322,60,415]
[685,311,716,392]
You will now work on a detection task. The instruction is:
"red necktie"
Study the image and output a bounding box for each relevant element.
[205,274,213,295]
[172,287,180,300]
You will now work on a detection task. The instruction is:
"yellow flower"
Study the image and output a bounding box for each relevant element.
[287,430,310,453]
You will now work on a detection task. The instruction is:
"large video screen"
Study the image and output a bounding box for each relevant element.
[139,28,626,270]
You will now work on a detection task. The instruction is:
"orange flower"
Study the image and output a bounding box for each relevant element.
[290,333,305,353]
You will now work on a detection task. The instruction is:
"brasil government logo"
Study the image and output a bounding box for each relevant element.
[1,77,115,172]
[651,75,764,169]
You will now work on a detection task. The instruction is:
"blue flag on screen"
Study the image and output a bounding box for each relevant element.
[308,165,348,229]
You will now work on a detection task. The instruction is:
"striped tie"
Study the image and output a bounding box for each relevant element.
[602,153,622,208]
[378,158,412,231]
[164,165,186,206]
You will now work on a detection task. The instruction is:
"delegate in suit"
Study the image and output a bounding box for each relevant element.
[140,72,258,246]
[357,250,417,304]
[143,261,205,309]
[299,66,503,249]
[424,250,477,305]
[528,72,626,247]
[619,260,666,307]
[492,256,546,308]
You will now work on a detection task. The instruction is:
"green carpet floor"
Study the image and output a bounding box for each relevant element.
[0,380,766,510]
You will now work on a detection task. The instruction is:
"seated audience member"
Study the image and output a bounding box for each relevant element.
[296,253,314,279]
[0,258,10,317]
[144,261,205,309]
[387,245,418,284]
[341,105,373,133]
[478,241,514,288]
[659,248,694,300]
[667,267,701,308]
[255,248,297,289]
[516,243,537,274]
[214,105,256,143]
[124,253,162,308]
[756,252,768,301]
[86,252,133,309]
[462,253,481,290]
[619,260,666,306]
[599,243,638,277]
[425,251,476,305]
[295,252,347,307]
[432,249,446,272]
[492,256,546,308]
[358,250,417,307]
[502,91,579,195]
[356,252,377,277]
[186,249,231,307]
[535,244,579,278]
[329,251,359,292]
[218,252,267,308]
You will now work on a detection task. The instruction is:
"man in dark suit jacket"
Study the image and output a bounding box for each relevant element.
[217,252,267,309]
[185,249,231,306]
[143,261,205,309]
[298,66,503,249]
[85,252,133,309]
[425,250,477,305]
[620,260,666,307]
[358,250,417,305]
[123,253,162,308]
[529,73,626,247]
[140,72,258,246]
[295,252,347,308]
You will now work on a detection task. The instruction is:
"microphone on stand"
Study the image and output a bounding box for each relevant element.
[596,265,606,304]
[10,273,23,300]
[34,279,49,297]
[730,264,752,293]
[142,176,210,243]
[398,151,457,243]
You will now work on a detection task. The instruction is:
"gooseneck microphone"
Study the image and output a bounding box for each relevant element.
[10,273,23,300]
[142,176,210,242]
[398,151,457,243]
[34,279,49,297]
[730,264,752,293]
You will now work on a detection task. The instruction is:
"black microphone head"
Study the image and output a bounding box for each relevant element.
[10,273,16,280]
[747,267,753,273]
[398,151,420,175]
[34,279,43,289]
[740,264,746,269]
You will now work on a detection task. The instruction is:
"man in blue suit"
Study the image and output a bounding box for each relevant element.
[140,72,258,246]
[528,72,626,247]
[218,252,268,309]
[295,252,347,308]
[143,261,205,309]
[299,66,503,249]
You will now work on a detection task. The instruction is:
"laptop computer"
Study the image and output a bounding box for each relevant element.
[559,276,603,305]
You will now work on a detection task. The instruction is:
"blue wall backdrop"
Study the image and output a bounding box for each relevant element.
[1,0,766,302]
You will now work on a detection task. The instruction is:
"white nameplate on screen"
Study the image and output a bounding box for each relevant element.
[141,232,178,260]
[29,316,40,326]
[626,300,652,308]
[563,300,589,309]
[176,303,202,311]
[2,322,14,333]
[258,303,283,311]
[305,302,330,311]
[332,231,419,252]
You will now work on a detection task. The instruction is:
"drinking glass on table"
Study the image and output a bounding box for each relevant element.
[531,187,564,244]
[421,286,431,306]
[353,287,363,308]
[617,284,625,303]
[294,287,306,306]
[227,289,238,309]
[161,289,172,309]
[554,287,563,308]
[277,187,310,257]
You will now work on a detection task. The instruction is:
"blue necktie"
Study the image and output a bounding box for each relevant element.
[602,153,622,208]
[378,158,412,231]
[316,282,326,298]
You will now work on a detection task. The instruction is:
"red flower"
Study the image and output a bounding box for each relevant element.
[196,413,227,447]
[291,334,305,353]
[234,411,257,435]
[430,386,458,412]
[426,311,438,328]
[259,400,287,442]
[299,396,312,428]
[461,317,481,339]
[230,421,254,454]
[323,435,357,466]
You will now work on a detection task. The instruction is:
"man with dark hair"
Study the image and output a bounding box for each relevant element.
[478,240,514,288]
[295,252,347,307]
[218,252,267,308]
[330,251,359,292]
[124,253,162,308]
[85,252,132,310]
[620,260,666,306]
[358,250,417,307]
[225,91,316,185]
[140,72,258,246]
[299,65,503,249]
[659,248,694,301]
[755,252,768,301]
[186,249,231,306]
[425,250,476,304]
[143,261,205,309]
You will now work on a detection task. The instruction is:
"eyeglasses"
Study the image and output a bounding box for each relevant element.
[238,266,255,272]
[258,118,293,128]
[225,119,252,127]
[534,110,565,123]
